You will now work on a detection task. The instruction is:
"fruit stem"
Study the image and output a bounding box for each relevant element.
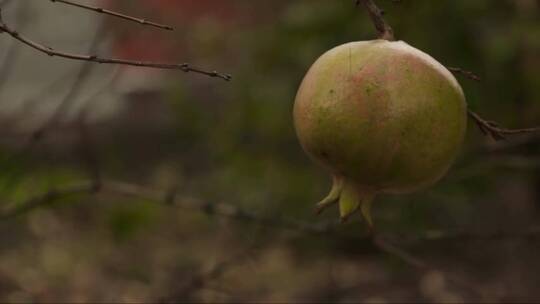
[356,0,395,41]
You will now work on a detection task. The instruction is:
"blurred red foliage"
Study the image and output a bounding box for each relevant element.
[100,0,242,61]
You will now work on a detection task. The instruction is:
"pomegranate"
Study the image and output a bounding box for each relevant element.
[294,40,467,227]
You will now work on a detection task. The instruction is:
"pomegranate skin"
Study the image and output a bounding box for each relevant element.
[294,40,467,224]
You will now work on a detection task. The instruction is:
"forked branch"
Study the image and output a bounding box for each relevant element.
[0,10,231,81]
[468,109,540,141]
[355,1,539,140]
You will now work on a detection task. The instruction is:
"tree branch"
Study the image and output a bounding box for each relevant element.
[0,1,28,91]
[0,22,107,169]
[372,235,482,299]
[447,67,539,140]
[0,181,97,220]
[353,1,538,141]
[98,180,336,235]
[49,0,174,31]
[4,178,540,244]
[447,67,481,81]
[164,241,261,301]
[356,0,395,40]
[0,10,231,81]
[31,21,107,142]
[468,109,540,141]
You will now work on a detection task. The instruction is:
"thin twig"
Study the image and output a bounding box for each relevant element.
[0,21,107,169]
[175,253,250,300]
[447,68,539,140]
[390,226,540,243]
[372,235,483,299]
[0,1,29,91]
[356,2,478,82]
[356,0,395,40]
[98,180,336,235]
[481,133,540,153]
[446,64,539,139]
[468,109,540,141]
[165,240,261,301]
[0,33,19,90]
[5,178,540,244]
[0,10,231,81]
[76,112,101,187]
[447,67,481,81]
[31,22,107,142]
[0,181,96,220]
[373,235,427,268]
[74,68,123,190]
[353,1,538,141]
[77,67,123,106]
[49,0,173,31]
[0,69,73,136]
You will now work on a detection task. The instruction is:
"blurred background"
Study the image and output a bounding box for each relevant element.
[0,0,539,302]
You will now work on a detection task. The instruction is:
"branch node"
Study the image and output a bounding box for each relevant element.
[468,109,540,141]
[0,13,231,81]
[50,0,174,31]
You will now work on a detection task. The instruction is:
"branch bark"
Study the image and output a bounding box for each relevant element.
[49,0,174,31]
[468,109,540,141]
[0,181,97,220]
[356,0,395,40]
[0,10,231,81]
[4,178,540,244]
[447,67,481,81]
[354,1,539,140]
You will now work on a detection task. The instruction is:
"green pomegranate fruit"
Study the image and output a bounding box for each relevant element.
[294,40,467,227]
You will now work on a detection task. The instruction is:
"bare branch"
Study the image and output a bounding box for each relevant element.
[447,67,481,81]
[373,235,427,268]
[0,177,339,236]
[353,1,538,141]
[0,10,231,81]
[0,181,96,220]
[356,2,481,83]
[356,0,395,40]
[446,67,538,140]
[0,22,108,169]
[73,69,123,190]
[31,22,107,142]
[0,33,19,89]
[5,178,540,244]
[98,180,336,235]
[49,0,174,31]
[76,112,102,187]
[372,235,482,299]
[0,1,29,91]
[165,242,261,301]
[468,109,540,141]
[392,226,540,243]
[3,177,504,300]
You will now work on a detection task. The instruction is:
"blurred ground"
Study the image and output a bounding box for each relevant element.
[0,0,539,302]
